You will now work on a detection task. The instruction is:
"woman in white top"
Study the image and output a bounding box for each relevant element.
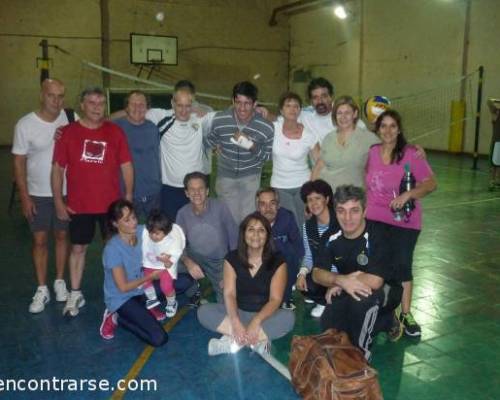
[271,92,320,230]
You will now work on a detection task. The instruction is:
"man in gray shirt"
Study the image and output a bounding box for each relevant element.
[176,172,238,303]
[207,81,274,223]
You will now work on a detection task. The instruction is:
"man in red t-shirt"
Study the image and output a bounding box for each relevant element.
[51,87,133,317]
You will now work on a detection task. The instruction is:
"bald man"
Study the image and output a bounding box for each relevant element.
[12,79,76,313]
[146,87,213,220]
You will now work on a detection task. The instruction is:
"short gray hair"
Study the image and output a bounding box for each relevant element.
[80,86,105,103]
[255,187,280,206]
[333,185,366,210]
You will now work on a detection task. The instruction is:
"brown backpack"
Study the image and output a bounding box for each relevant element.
[289,329,383,400]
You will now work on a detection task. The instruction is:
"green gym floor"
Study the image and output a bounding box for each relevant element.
[1,147,499,399]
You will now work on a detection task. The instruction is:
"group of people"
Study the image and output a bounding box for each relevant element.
[12,75,436,360]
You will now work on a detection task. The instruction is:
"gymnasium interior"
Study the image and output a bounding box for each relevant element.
[1,1,499,399]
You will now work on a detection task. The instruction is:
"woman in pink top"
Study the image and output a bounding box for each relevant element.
[365,110,437,338]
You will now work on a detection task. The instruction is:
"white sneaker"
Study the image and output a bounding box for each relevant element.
[62,292,86,317]
[53,279,68,302]
[165,300,178,318]
[310,304,325,318]
[29,287,50,313]
[250,340,271,355]
[208,335,242,356]
[304,298,315,304]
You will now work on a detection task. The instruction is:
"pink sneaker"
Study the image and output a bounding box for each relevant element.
[99,309,118,340]
[149,307,166,321]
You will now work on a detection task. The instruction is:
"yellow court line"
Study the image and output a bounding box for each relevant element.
[111,305,191,399]
[111,286,213,399]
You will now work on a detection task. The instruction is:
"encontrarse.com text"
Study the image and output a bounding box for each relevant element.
[0,377,157,392]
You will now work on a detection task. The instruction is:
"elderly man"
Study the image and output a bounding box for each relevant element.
[52,87,133,317]
[176,172,238,303]
[114,91,161,219]
[312,185,402,360]
[146,87,212,221]
[12,78,74,313]
[207,81,274,223]
[256,187,304,310]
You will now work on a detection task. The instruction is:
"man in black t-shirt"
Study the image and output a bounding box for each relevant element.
[312,185,400,360]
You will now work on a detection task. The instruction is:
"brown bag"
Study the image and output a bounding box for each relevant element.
[289,329,383,400]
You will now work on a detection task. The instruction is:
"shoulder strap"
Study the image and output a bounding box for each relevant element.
[64,108,75,123]
[158,116,175,140]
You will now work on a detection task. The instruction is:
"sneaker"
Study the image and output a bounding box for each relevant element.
[208,335,242,356]
[53,279,68,302]
[165,300,178,318]
[99,309,118,340]
[187,290,201,308]
[304,297,315,304]
[62,292,86,317]
[400,311,422,337]
[149,307,167,321]
[251,340,271,355]
[388,311,403,342]
[310,304,325,318]
[145,298,161,310]
[29,287,50,313]
[281,300,296,311]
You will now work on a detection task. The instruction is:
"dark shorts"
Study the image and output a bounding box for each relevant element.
[69,213,107,245]
[29,196,68,233]
[373,221,420,282]
[133,192,160,221]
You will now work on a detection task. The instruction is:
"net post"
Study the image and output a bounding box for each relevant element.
[472,65,484,170]
[39,39,49,83]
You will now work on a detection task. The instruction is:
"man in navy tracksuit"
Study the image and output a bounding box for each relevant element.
[256,187,304,310]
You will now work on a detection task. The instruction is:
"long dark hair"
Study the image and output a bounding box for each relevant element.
[237,212,275,270]
[375,109,408,164]
[107,199,135,234]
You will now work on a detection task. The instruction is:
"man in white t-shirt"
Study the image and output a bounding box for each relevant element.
[299,77,366,143]
[12,78,74,313]
[146,87,213,221]
[300,77,336,143]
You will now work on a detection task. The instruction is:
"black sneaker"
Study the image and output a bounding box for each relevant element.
[400,311,421,337]
[188,290,201,308]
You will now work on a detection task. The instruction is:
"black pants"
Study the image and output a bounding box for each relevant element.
[299,273,327,305]
[321,288,385,360]
[115,273,195,347]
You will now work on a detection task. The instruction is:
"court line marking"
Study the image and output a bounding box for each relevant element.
[258,352,291,381]
[111,289,210,399]
[111,306,190,399]
[426,196,500,210]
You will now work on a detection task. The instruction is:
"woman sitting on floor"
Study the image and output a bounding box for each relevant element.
[99,199,169,346]
[197,212,295,355]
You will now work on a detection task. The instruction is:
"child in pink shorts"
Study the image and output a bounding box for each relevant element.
[142,210,186,317]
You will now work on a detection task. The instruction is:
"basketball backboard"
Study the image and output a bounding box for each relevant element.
[130,33,178,65]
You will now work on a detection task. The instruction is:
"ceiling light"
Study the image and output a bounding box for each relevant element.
[334,5,347,19]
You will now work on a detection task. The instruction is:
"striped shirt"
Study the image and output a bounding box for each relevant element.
[302,222,331,271]
[207,108,274,178]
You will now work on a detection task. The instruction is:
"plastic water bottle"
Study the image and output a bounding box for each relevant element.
[399,163,415,222]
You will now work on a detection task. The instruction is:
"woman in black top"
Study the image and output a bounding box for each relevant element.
[197,212,295,356]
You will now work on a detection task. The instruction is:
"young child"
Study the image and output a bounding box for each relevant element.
[142,209,186,317]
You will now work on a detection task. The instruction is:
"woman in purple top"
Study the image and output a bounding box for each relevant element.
[365,110,437,338]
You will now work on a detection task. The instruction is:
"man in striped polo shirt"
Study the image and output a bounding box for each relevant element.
[207,81,274,223]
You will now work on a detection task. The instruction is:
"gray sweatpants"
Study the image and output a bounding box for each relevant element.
[216,174,261,223]
[178,249,224,303]
[197,303,295,340]
[276,187,305,234]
